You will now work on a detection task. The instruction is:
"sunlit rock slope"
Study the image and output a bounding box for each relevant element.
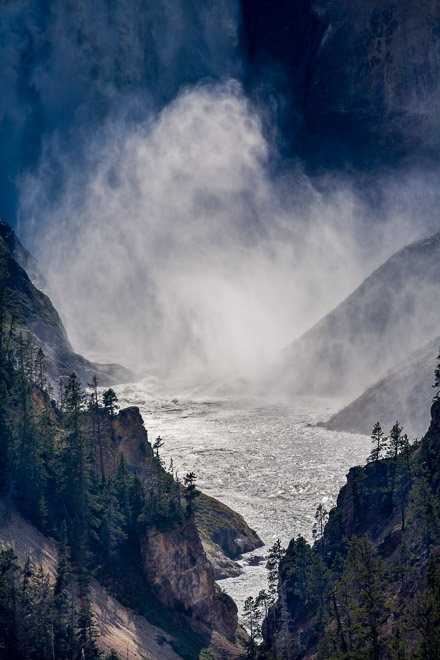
[324,334,440,439]
[273,232,440,399]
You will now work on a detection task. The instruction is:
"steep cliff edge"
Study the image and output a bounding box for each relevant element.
[196,493,263,560]
[109,406,262,575]
[141,520,238,640]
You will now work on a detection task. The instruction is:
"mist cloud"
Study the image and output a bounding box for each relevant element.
[17,76,440,385]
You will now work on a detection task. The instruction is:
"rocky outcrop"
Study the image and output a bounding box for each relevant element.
[320,459,402,563]
[107,406,154,479]
[196,492,263,559]
[0,219,251,655]
[107,406,261,583]
[201,539,243,580]
[140,519,238,640]
[0,219,132,388]
[265,401,440,658]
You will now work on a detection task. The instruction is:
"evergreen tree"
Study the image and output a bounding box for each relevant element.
[386,421,404,505]
[25,564,54,660]
[102,389,118,418]
[407,476,440,552]
[243,596,261,660]
[99,477,126,571]
[34,348,47,392]
[183,472,200,517]
[368,422,386,463]
[53,522,73,659]
[0,548,20,654]
[335,536,389,659]
[387,421,403,461]
[433,345,440,400]
[76,598,101,659]
[408,551,440,660]
[266,539,286,601]
[61,374,97,593]
[313,503,329,540]
[89,375,105,481]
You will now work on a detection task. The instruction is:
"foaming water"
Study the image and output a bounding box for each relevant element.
[114,376,370,615]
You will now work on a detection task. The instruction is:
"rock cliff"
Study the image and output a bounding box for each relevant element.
[104,404,253,646]
[0,220,256,657]
[241,0,440,165]
[263,395,440,657]
[140,520,238,640]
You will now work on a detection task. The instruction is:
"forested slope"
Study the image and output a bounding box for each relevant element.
[0,220,253,660]
[260,357,440,659]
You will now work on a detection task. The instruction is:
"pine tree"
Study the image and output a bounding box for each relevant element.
[53,522,73,658]
[61,373,97,592]
[183,471,200,517]
[313,503,329,540]
[76,597,101,659]
[89,375,105,481]
[408,551,440,659]
[102,389,118,418]
[407,476,440,552]
[368,422,386,463]
[386,421,404,506]
[34,347,47,391]
[387,421,403,461]
[336,536,389,659]
[394,434,412,530]
[0,548,20,653]
[266,539,285,600]
[433,345,440,400]
[243,596,261,660]
[99,477,126,571]
[25,564,54,659]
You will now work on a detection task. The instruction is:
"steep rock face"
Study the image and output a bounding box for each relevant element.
[108,406,154,478]
[102,406,243,642]
[306,0,440,161]
[267,401,440,658]
[321,460,401,562]
[324,334,440,438]
[107,407,262,566]
[140,520,238,640]
[201,539,243,580]
[0,219,132,387]
[241,0,440,163]
[273,232,440,398]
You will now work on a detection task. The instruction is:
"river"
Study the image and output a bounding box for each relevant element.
[113,375,370,615]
